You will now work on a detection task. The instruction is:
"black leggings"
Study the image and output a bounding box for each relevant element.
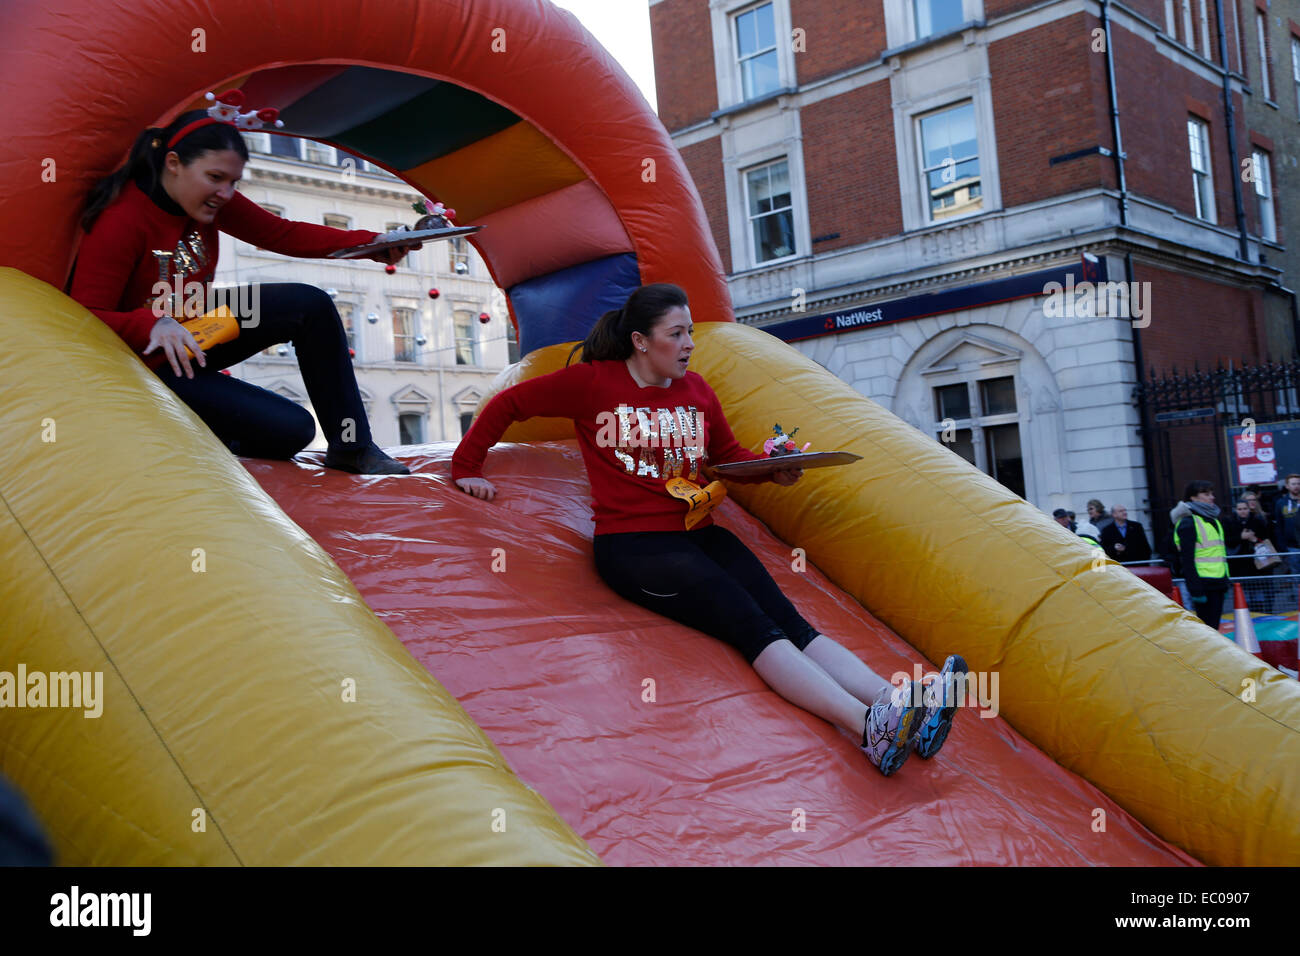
[152,283,371,459]
[593,524,820,664]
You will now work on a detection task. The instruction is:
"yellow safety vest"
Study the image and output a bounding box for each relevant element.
[1173,514,1228,579]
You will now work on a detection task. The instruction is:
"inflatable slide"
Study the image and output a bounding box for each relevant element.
[0,0,1296,866]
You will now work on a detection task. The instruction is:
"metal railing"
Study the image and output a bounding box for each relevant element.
[1121,553,1300,615]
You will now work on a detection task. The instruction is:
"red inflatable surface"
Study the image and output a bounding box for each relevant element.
[248,443,1198,866]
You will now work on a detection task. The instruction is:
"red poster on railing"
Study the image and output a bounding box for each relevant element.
[1235,430,1277,485]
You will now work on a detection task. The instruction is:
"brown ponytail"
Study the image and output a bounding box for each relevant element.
[566,283,689,366]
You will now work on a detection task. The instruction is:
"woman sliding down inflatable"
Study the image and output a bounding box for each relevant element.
[69,91,415,474]
[453,282,968,776]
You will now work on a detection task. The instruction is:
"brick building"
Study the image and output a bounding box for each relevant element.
[650,0,1299,538]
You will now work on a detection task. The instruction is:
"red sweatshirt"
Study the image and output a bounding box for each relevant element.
[69,181,378,365]
[452,359,774,534]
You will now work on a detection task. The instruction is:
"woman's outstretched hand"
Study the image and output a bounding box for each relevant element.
[455,476,497,501]
[143,316,206,378]
[770,467,803,486]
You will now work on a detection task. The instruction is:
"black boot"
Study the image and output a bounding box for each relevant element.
[322,441,410,475]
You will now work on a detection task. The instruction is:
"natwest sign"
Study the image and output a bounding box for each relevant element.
[762,258,1109,345]
[826,307,886,331]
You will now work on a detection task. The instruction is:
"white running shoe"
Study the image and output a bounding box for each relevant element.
[861,683,922,776]
[913,655,967,759]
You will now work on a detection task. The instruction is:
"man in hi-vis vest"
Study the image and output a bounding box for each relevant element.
[1173,480,1229,630]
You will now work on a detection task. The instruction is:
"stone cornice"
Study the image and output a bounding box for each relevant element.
[246,164,417,202]
[735,228,1280,325]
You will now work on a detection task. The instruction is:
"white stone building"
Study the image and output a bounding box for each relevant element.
[214,134,515,449]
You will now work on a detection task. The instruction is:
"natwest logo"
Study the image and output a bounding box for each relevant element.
[833,307,885,330]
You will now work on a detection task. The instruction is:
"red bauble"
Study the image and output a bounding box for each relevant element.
[348,348,356,358]
[219,369,232,376]
[478,312,490,323]
[385,264,396,275]
[428,288,440,299]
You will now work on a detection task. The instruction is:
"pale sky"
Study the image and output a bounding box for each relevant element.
[550,0,658,112]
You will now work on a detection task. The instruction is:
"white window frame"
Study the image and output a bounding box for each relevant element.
[915,100,985,226]
[927,369,1026,496]
[912,0,966,44]
[1198,0,1212,58]
[1251,148,1276,242]
[398,411,427,445]
[1165,0,1177,36]
[392,305,420,363]
[734,1,780,102]
[453,308,479,366]
[1257,11,1272,99]
[742,157,798,266]
[449,237,471,275]
[1292,35,1300,118]
[723,132,809,274]
[710,0,795,111]
[265,133,301,161]
[1188,116,1216,222]
[882,0,982,49]
[1230,0,1243,71]
[323,213,351,230]
[1182,0,1195,48]
[303,140,336,165]
[894,75,1000,233]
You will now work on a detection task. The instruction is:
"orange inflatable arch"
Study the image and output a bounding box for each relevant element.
[1,0,1297,868]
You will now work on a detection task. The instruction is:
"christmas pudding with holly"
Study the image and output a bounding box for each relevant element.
[764,424,811,457]
[412,199,457,231]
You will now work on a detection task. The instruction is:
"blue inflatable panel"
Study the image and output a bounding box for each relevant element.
[511,253,641,357]
[278,66,439,138]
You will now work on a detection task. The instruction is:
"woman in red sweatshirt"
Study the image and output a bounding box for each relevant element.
[452,283,966,776]
[70,107,410,474]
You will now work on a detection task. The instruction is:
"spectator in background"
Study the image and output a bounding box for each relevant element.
[1052,508,1071,529]
[1174,480,1229,630]
[1066,510,1077,532]
[1242,490,1273,548]
[1086,499,1114,534]
[1224,499,1271,579]
[1100,504,1151,563]
[1271,474,1300,574]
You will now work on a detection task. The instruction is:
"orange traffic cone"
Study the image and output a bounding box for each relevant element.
[1231,582,1263,657]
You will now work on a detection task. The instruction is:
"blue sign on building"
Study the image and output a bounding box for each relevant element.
[758,256,1108,343]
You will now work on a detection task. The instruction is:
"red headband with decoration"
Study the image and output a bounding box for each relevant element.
[165,90,285,149]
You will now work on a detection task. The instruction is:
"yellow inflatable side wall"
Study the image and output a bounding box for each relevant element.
[0,270,599,865]
[484,325,1300,867]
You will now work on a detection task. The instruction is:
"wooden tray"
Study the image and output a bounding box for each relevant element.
[328,225,483,259]
[708,451,861,478]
